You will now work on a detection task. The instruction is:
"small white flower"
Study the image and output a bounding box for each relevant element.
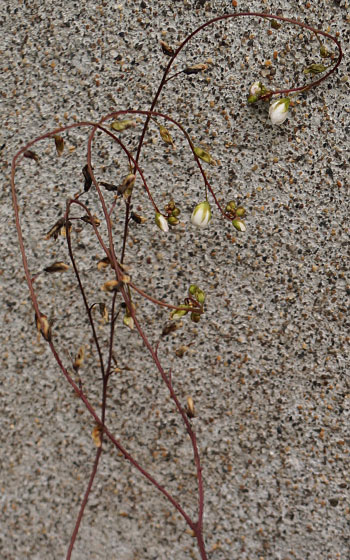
[269,97,290,125]
[191,201,212,228]
[155,213,169,233]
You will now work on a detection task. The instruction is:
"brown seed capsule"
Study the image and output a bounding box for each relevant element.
[23,149,39,162]
[97,257,110,271]
[161,322,178,337]
[101,279,121,292]
[44,261,70,273]
[82,164,93,192]
[35,313,52,342]
[270,19,281,29]
[186,396,195,418]
[130,211,147,224]
[45,217,66,240]
[73,346,85,372]
[159,125,174,146]
[100,181,119,191]
[81,214,100,226]
[91,425,102,447]
[54,135,64,156]
[99,302,109,322]
[160,40,174,57]
[183,63,208,75]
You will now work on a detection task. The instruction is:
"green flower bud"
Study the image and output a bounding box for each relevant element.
[189,284,198,296]
[190,312,201,323]
[232,218,246,232]
[171,308,189,320]
[155,213,169,233]
[236,207,246,217]
[168,216,179,226]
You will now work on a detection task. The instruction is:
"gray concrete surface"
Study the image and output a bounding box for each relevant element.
[1,1,349,559]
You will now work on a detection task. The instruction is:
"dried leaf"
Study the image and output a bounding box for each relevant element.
[24,150,39,162]
[44,261,70,273]
[101,279,121,292]
[82,164,93,192]
[160,40,174,57]
[92,425,102,447]
[183,63,208,75]
[54,135,64,156]
[110,119,136,132]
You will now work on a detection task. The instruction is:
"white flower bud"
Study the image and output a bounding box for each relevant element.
[249,81,263,97]
[155,213,169,233]
[269,98,290,125]
[191,201,212,228]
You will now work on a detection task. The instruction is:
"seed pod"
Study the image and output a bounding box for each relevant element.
[73,346,85,372]
[159,125,174,146]
[81,214,100,226]
[160,40,174,57]
[118,173,136,199]
[97,257,110,271]
[110,119,136,131]
[45,218,66,240]
[24,150,39,162]
[304,63,327,75]
[54,135,64,156]
[190,312,201,323]
[35,313,52,342]
[91,425,102,447]
[270,19,281,29]
[101,279,121,292]
[60,221,72,238]
[193,146,215,165]
[186,396,195,418]
[99,302,109,322]
[168,215,179,226]
[82,164,93,192]
[183,63,208,75]
[44,261,70,273]
[100,181,119,191]
[131,211,147,224]
[123,314,134,330]
[161,322,179,337]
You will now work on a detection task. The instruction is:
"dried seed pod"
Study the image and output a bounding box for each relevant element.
[97,257,110,271]
[161,322,179,337]
[175,345,189,358]
[23,149,39,162]
[118,173,136,199]
[44,261,70,273]
[130,211,147,224]
[193,146,216,165]
[160,40,174,57]
[54,135,64,156]
[60,221,72,238]
[73,346,85,372]
[99,302,109,322]
[123,314,134,330]
[110,119,136,132]
[35,313,52,342]
[82,164,93,192]
[183,63,208,75]
[81,214,101,226]
[45,217,66,240]
[92,425,102,447]
[186,396,195,418]
[101,279,121,292]
[100,181,119,192]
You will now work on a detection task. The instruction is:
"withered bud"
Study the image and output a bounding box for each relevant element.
[45,217,66,240]
[81,214,101,226]
[73,346,85,372]
[175,345,189,358]
[193,146,216,165]
[24,149,39,162]
[160,40,175,57]
[44,261,70,273]
[82,164,93,192]
[117,173,136,199]
[186,396,195,418]
[100,181,119,192]
[110,119,136,132]
[183,63,208,75]
[120,274,131,284]
[35,313,52,342]
[54,135,64,156]
[131,211,147,224]
[91,424,102,447]
[97,257,110,271]
[101,279,122,292]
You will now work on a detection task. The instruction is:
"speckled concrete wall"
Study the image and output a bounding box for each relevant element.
[1,1,349,559]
